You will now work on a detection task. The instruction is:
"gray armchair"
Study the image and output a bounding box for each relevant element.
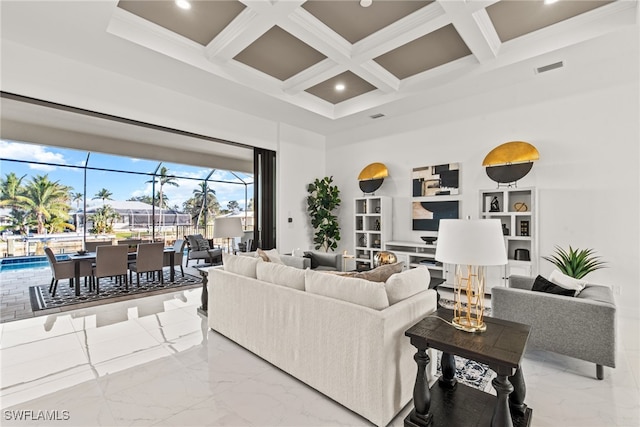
[185,234,223,266]
[492,275,616,380]
[303,250,343,271]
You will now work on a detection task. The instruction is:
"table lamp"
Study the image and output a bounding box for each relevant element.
[435,218,507,332]
[213,217,243,253]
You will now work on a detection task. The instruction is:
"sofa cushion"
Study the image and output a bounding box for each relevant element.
[305,269,389,310]
[549,269,587,296]
[531,275,575,296]
[223,252,262,278]
[256,262,305,291]
[385,266,430,305]
[256,248,285,264]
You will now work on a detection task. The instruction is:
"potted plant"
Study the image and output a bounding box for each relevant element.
[542,245,607,279]
[306,176,341,252]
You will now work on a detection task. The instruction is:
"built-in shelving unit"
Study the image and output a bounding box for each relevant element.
[384,240,449,282]
[479,187,538,290]
[354,196,392,271]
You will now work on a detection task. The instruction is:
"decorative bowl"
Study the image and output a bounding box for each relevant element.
[77,250,88,255]
[420,236,437,245]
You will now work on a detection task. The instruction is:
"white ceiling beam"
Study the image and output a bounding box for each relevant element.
[352,2,449,61]
[282,59,346,95]
[205,0,306,63]
[438,0,500,64]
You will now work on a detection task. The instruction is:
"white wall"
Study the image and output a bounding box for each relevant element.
[277,123,326,253]
[326,29,639,317]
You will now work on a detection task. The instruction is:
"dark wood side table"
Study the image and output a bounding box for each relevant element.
[197,265,224,317]
[404,307,533,427]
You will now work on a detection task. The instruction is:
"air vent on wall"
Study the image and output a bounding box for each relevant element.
[369,113,385,119]
[535,61,564,74]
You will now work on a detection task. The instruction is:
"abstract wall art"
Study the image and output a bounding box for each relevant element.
[412,163,460,197]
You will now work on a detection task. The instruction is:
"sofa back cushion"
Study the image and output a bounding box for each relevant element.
[223,252,262,278]
[385,266,430,305]
[305,269,389,310]
[256,262,305,291]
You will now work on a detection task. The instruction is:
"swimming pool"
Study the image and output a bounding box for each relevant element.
[0,254,70,272]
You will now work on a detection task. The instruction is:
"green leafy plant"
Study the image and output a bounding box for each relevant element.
[306,176,341,252]
[542,245,607,279]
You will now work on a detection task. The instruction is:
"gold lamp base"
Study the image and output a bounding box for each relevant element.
[452,264,487,333]
[452,317,487,333]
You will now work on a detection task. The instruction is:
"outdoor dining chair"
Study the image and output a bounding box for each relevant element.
[129,242,164,286]
[45,247,92,296]
[93,244,129,294]
[164,239,185,278]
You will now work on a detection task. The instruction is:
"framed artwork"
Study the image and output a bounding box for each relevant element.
[412,163,459,197]
[412,201,459,231]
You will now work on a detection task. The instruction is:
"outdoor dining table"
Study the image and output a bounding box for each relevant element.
[68,247,176,296]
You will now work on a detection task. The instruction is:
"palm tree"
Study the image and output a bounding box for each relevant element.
[0,172,26,209]
[146,166,178,226]
[16,174,71,234]
[93,188,113,206]
[192,182,217,227]
[71,192,83,209]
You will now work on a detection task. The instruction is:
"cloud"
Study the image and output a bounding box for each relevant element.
[0,140,67,172]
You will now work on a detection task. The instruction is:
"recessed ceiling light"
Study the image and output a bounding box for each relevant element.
[360,0,373,7]
[335,83,346,91]
[175,0,191,10]
[544,0,559,5]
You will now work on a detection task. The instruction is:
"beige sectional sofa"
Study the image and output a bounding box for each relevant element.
[207,253,438,427]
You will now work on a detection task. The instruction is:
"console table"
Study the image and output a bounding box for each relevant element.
[404,307,532,427]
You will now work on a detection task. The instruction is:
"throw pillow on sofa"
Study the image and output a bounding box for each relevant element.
[256,262,305,291]
[223,252,262,278]
[549,269,587,296]
[352,261,404,282]
[256,248,285,264]
[305,269,390,310]
[385,265,430,305]
[531,275,575,296]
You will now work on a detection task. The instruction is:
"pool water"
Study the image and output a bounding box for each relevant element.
[0,254,70,272]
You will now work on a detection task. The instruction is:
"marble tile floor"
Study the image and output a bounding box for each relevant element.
[0,262,206,323]
[0,287,638,427]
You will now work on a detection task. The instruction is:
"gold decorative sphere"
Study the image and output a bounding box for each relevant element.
[373,251,397,267]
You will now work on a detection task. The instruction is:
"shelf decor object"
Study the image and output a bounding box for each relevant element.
[482,141,539,187]
[435,219,507,332]
[357,162,388,195]
[373,251,397,268]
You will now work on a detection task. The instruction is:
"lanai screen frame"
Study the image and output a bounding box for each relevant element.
[1,152,253,246]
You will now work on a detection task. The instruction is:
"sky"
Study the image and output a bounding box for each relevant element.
[0,140,254,212]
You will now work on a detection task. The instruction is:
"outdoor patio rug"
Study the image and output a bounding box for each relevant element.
[29,271,202,311]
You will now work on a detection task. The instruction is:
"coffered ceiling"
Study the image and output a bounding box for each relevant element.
[108,0,629,121]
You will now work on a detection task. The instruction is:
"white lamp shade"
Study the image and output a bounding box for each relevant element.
[435,219,507,266]
[213,217,243,238]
